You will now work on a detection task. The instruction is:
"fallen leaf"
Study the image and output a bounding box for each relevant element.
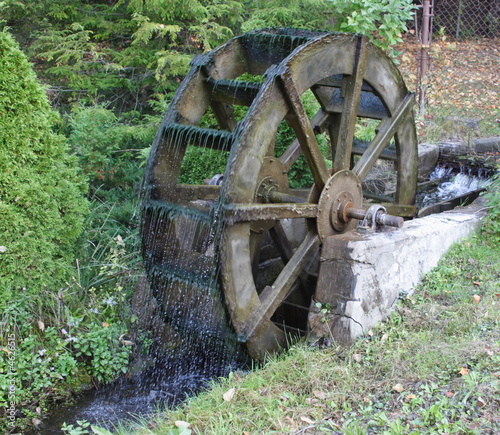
[2,348,12,355]
[36,407,42,415]
[300,416,314,424]
[313,390,327,400]
[393,383,405,393]
[175,421,191,428]
[328,421,341,429]
[445,391,454,398]
[243,432,252,435]
[102,322,110,327]
[459,367,469,376]
[32,418,41,426]
[476,397,486,408]
[405,394,416,400]
[407,295,416,304]
[353,353,362,362]
[0,246,6,253]
[473,294,481,303]
[222,388,236,402]
[368,329,374,337]
[260,388,268,396]
[381,333,389,343]
[38,320,45,332]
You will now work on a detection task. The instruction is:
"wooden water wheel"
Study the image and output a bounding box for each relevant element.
[142,29,418,360]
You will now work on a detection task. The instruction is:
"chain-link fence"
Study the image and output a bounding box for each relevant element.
[404,1,500,145]
[433,0,499,39]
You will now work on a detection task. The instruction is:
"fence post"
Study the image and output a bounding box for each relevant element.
[419,0,433,116]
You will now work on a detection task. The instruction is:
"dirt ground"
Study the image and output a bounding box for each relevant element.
[395,35,500,143]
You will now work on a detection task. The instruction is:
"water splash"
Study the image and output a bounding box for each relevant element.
[418,165,489,207]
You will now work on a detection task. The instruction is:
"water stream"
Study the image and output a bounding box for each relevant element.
[417,164,490,208]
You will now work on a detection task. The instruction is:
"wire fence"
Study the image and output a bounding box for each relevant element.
[405,1,500,145]
[432,0,499,39]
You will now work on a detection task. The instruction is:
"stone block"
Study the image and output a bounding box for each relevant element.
[308,200,487,345]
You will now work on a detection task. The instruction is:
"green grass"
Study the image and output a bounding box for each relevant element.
[104,227,500,435]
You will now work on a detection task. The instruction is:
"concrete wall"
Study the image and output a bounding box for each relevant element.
[308,199,488,345]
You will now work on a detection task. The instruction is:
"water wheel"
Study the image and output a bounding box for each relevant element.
[141,29,418,360]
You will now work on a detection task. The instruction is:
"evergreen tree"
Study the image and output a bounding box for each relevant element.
[0,30,88,296]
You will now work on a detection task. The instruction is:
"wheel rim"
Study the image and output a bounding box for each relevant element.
[141,29,418,360]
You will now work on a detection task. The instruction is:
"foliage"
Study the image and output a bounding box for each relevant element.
[2,0,416,116]
[67,104,154,244]
[241,0,332,32]
[329,0,416,57]
[0,230,137,433]
[482,168,500,243]
[62,420,114,435]
[67,105,153,194]
[0,30,88,293]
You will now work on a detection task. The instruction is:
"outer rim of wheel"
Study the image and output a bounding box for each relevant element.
[219,33,418,360]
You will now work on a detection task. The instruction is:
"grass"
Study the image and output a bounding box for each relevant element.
[105,225,500,435]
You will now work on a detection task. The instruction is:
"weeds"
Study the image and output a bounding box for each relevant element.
[0,202,142,433]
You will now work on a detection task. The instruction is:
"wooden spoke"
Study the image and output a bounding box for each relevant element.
[332,35,368,173]
[278,69,329,190]
[269,221,294,263]
[353,93,415,180]
[241,231,321,341]
[270,222,314,300]
[279,110,331,171]
[225,203,318,224]
[249,230,264,279]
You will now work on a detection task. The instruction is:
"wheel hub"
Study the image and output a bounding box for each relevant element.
[317,170,363,240]
[252,157,290,232]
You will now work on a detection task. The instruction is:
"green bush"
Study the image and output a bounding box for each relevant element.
[329,0,416,58]
[482,167,500,243]
[0,30,88,293]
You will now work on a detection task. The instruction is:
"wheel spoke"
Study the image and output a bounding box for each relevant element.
[269,221,295,262]
[270,221,315,299]
[353,93,415,180]
[225,203,318,223]
[242,231,321,341]
[279,110,331,172]
[278,69,329,190]
[332,35,368,173]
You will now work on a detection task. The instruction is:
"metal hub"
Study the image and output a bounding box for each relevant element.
[317,170,363,240]
[252,157,290,232]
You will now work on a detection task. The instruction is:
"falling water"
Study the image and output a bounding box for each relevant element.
[418,164,490,207]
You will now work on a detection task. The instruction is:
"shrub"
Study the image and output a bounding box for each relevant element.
[0,30,88,294]
[329,0,416,57]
